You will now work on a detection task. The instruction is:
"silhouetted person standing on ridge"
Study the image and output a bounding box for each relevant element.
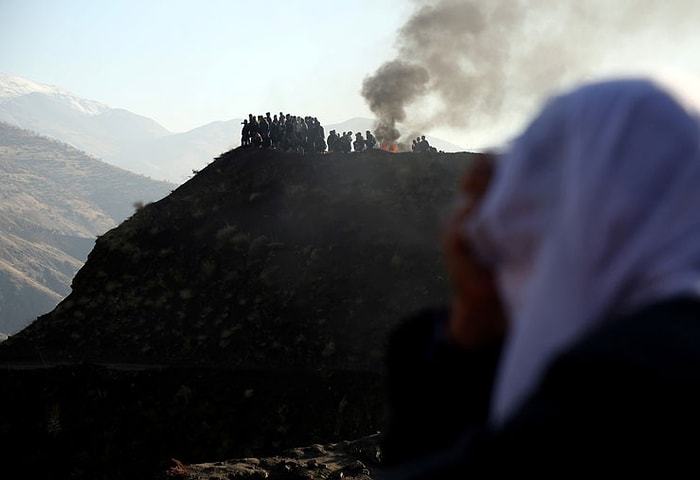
[327,130,339,152]
[366,130,377,150]
[353,132,366,152]
[241,119,251,146]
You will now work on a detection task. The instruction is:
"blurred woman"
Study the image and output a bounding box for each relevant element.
[378,76,700,478]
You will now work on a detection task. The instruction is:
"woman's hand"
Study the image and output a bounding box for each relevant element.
[442,153,507,348]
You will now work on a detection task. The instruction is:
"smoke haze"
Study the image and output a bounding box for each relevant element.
[362,0,700,149]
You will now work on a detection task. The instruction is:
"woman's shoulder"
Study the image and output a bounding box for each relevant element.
[510,296,700,467]
[569,295,700,370]
[538,295,700,413]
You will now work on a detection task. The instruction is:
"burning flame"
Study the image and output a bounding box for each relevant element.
[380,141,399,153]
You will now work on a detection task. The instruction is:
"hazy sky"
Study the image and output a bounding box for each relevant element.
[4,0,700,150]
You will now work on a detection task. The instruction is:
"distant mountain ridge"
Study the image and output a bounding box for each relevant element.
[0,73,465,183]
[0,121,175,334]
[0,73,171,162]
[0,72,108,114]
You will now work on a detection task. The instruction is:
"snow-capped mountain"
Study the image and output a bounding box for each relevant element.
[0,73,238,183]
[0,72,109,115]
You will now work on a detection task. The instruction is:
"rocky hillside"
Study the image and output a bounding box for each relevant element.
[0,122,176,334]
[166,434,383,480]
[0,145,481,479]
[1,146,476,369]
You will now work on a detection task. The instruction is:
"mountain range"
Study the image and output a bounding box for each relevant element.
[0,122,175,335]
[0,73,465,184]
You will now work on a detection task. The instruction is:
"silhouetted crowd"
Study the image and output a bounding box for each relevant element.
[326,130,377,153]
[241,112,327,153]
[411,135,437,153]
[240,112,436,154]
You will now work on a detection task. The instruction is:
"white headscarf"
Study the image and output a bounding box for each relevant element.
[466,77,700,426]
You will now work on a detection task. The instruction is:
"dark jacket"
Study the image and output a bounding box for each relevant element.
[377,297,700,478]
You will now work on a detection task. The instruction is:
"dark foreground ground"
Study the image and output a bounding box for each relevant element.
[1,363,383,480]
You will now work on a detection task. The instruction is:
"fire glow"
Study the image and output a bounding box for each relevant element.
[380,141,399,153]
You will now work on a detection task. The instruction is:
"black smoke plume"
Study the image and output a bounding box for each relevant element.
[361,60,429,146]
[362,0,700,149]
[361,0,520,146]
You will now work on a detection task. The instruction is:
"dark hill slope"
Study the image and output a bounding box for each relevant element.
[0,146,477,370]
[0,146,480,479]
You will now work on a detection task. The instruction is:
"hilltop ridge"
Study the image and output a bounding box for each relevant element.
[1,145,477,369]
